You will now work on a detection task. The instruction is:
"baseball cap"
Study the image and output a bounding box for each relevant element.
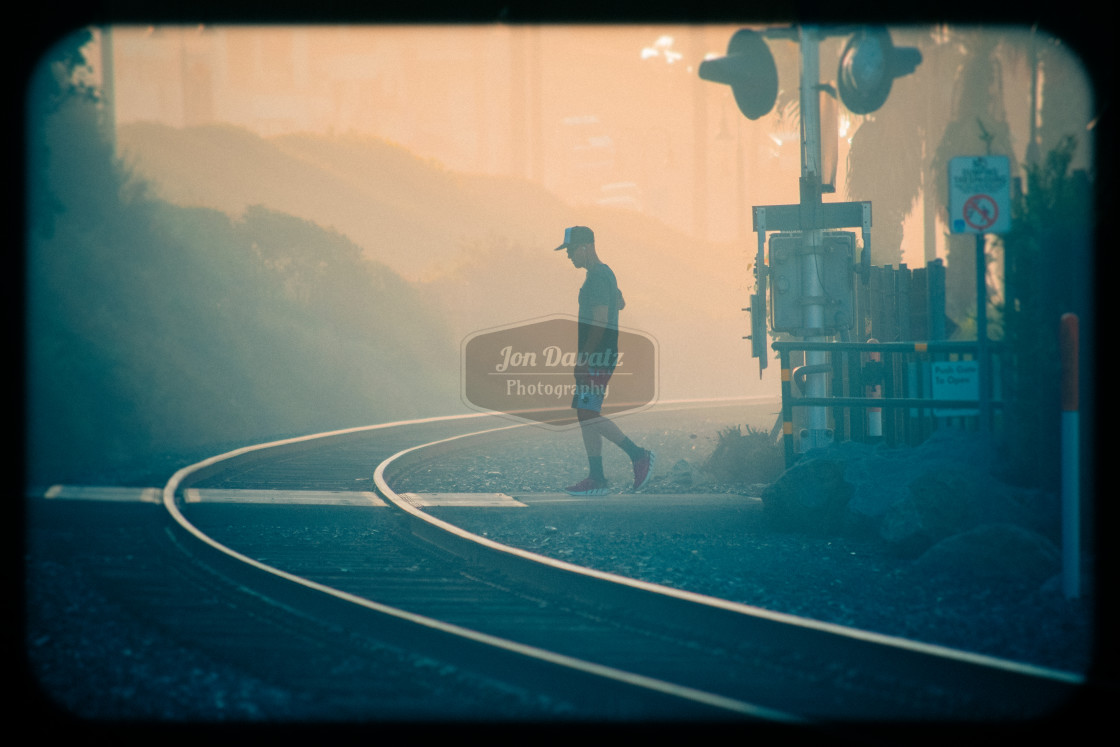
[554,225,594,251]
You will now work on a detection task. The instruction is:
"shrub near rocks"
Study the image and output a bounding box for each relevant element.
[702,425,785,488]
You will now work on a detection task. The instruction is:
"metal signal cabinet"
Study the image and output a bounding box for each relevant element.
[768,231,856,336]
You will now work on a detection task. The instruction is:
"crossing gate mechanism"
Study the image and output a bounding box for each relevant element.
[769,231,856,337]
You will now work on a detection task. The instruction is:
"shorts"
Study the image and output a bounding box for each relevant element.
[571,368,613,413]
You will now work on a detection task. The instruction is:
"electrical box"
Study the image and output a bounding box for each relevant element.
[747,292,767,360]
[769,231,856,336]
[768,232,803,333]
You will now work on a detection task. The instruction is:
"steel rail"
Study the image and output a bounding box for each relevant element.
[158,407,802,722]
[373,419,1085,691]
[377,429,1096,724]
[156,402,1086,722]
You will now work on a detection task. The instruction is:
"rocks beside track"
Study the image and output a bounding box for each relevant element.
[758,429,1073,593]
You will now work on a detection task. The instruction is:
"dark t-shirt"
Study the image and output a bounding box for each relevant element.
[577,263,620,360]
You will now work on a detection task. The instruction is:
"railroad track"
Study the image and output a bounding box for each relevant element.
[28,405,1092,727]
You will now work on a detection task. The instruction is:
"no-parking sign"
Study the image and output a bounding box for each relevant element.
[949,155,1011,235]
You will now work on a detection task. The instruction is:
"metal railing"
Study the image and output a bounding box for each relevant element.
[772,339,1003,466]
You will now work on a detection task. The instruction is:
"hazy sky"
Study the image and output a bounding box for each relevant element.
[89,23,1094,259]
[94,24,833,247]
[66,23,1095,403]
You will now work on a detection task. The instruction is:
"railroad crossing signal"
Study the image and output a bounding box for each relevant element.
[836,27,922,115]
[769,231,856,336]
[702,24,913,384]
[745,292,767,360]
[697,28,778,120]
[699,25,921,118]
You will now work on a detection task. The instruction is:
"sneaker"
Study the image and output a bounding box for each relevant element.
[564,477,611,496]
[632,449,655,491]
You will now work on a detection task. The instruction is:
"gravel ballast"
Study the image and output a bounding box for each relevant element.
[23,404,1101,723]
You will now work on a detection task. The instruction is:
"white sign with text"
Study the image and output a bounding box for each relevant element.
[948,155,1012,235]
[931,360,979,416]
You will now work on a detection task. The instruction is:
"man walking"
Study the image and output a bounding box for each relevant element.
[555,226,654,495]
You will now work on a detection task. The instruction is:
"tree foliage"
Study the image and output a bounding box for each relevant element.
[998,136,1092,489]
[844,27,964,269]
[25,32,457,484]
[703,425,785,486]
[931,32,1018,322]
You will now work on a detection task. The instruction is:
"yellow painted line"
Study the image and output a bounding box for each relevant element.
[401,492,527,507]
[183,489,387,506]
[41,485,162,503]
[177,488,526,508]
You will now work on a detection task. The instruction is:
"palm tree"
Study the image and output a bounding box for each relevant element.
[931,29,1019,327]
[842,26,1023,330]
[844,26,969,271]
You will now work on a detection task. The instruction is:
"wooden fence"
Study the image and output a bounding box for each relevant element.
[777,258,1000,453]
[859,258,947,344]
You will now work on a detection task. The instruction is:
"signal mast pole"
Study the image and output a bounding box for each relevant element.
[797,26,832,451]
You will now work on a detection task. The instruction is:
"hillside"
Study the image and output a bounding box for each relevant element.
[116,123,781,401]
[27,97,458,485]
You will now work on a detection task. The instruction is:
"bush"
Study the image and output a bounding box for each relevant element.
[702,425,785,486]
[999,137,1091,490]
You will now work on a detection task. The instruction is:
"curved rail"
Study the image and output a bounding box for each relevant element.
[158,409,800,721]
[373,418,1085,688]
[157,404,1087,722]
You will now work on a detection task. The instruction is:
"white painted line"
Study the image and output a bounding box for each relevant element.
[400,492,527,507]
[182,489,387,506]
[42,485,162,503]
